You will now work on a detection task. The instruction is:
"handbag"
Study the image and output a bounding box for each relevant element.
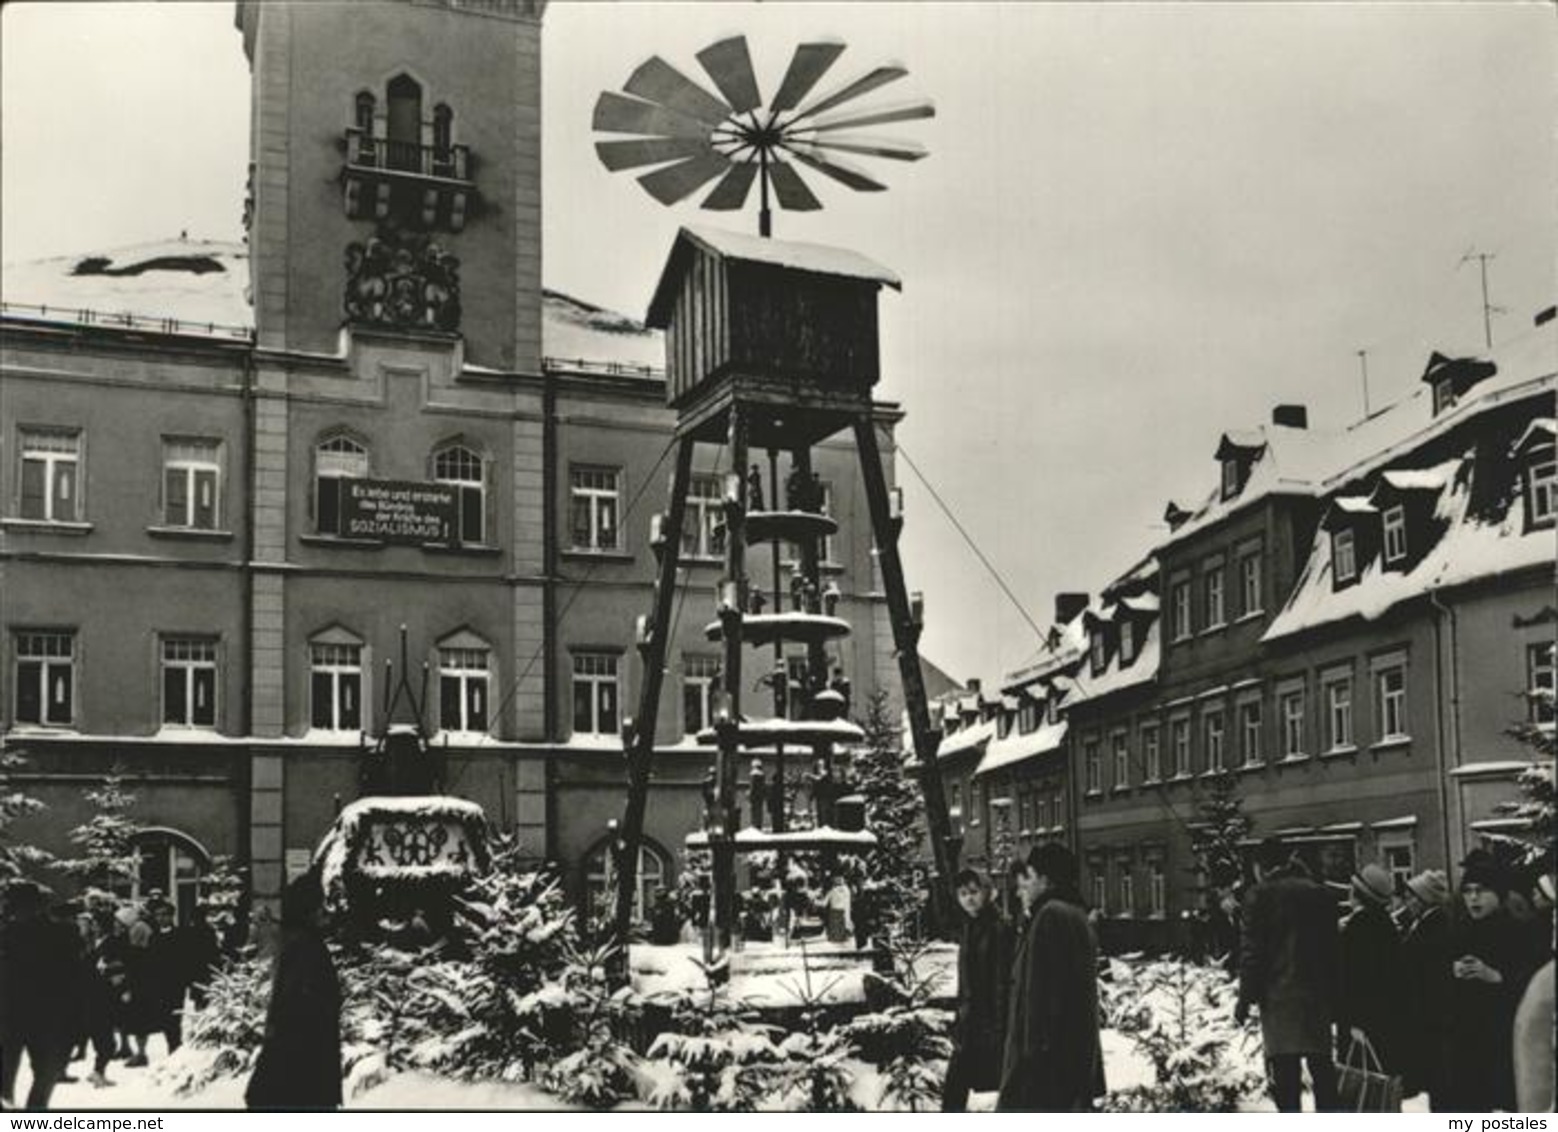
[1337,1032,1404,1113]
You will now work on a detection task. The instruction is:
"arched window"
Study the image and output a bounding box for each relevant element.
[129,828,211,925]
[584,838,668,927]
[433,443,485,545]
[386,74,423,171]
[315,434,368,536]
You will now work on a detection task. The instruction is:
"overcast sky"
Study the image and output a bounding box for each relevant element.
[3,2,1553,685]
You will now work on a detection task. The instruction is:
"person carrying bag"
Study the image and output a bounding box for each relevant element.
[1337,1031,1404,1113]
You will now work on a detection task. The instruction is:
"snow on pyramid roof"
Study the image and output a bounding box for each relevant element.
[2,238,666,372]
[646,224,900,328]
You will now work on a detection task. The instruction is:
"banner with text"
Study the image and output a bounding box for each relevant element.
[343,479,456,544]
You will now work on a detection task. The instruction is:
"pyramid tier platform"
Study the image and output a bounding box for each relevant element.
[686,825,878,852]
[744,510,838,546]
[704,612,852,648]
[696,716,866,749]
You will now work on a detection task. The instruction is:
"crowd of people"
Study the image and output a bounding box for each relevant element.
[942,839,1555,1113]
[0,881,225,1111]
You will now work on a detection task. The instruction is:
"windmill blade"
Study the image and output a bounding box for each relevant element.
[767,161,823,211]
[789,64,909,123]
[806,133,928,161]
[625,56,732,126]
[697,36,762,115]
[593,92,712,140]
[769,40,847,113]
[804,98,936,134]
[637,151,731,205]
[701,162,758,210]
[596,136,716,172]
[785,146,887,193]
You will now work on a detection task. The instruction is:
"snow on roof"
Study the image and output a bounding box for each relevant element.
[1002,613,1089,690]
[1064,617,1161,707]
[974,719,1068,778]
[1120,593,1160,614]
[1513,417,1556,453]
[937,717,996,760]
[1377,468,1450,493]
[1264,453,1551,642]
[1161,323,1557,551]
[1448,760,1536,778]
[1331,495,1378,515]
[2,238,666,372]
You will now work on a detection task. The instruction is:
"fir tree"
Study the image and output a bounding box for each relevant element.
[0,750,53,881]
[56,767,142,892]
[1489,700,1555,865]
[852,688,928,941]
[1188,768,1252,890]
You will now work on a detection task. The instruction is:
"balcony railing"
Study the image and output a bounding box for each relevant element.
[346,128,471,183]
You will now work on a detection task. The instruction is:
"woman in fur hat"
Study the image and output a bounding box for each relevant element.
[1440,850,1528,1111]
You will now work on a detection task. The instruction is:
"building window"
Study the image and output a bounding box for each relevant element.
[14,630,74,726]
[18,429,80,522]
[1148,858,1167,918]
[1203,708,1226,772]
[1333,528,1358,584]
[572,652,619,736]
[439,646,490,733]
[1238,550,1263,617]
[1112,731,1130,790]
[683,655,720,736]
[1239,698,1263,766]
[1171,717,1191,778]
[1281,687,1305,757]
[1090,629,1108,673]
[570,466,621,551]
[585,839,666,929]
[1171,580,1192,641]
[1084,738,1102,795]
[785,481,835,563]
[1119,619,1138,665]
[432,103,454,158]
[161,638,217,728]
[354,90,376,132]
[310,642,362,731]
[1203,562,1225,629]
[1091,866,1108,914]
[682,474,727,559]
[129,829,210,926]
[1528,457,1557,527]
[315,435,368,536]
[1381,839,1415,893]
[1375,663,1408,741]
[1034,793,1048,831]
[1142,724,1161,782]
[1324,674,1354,750]
[1119,866,1135,917]
[1528,641,1556,724]
[1432,379,1456,416]
[1051,790,1064,829]
[1221,458,1241,500]
[1382,505,1407,565]
[433,444,486,545]
[162,439,221,530]
[1018,698,1041,734]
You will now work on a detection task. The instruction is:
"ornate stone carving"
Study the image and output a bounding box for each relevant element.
[344,224,461,332]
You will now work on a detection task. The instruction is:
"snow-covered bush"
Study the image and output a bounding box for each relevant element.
[840,940,953,1111]
[0,751,52,882]
[527,945,641,1109]
[170,952,272,1096]
[643,961,784,1111]
[1099,956,1264,1113]
[772,1020,858,1112]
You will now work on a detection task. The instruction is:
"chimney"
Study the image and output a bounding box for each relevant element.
[1164,502,1190,530]
[1272,404,1308,430]
[1054,592,1089,626]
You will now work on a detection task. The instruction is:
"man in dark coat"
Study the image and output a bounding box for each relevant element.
[1336,863,1405,1075]
[1439,850,1528,1112]
[1398,869,1454,1103]
[998,844,1105,1112]
[245,873,342,1111]
[142,900,189,1055]
[941,868,1012,1111]
[1236,839,1340,1112]
[1,882,85,1110]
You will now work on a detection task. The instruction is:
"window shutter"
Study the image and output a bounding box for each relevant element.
[21,458,46,519]
[166,467,188,526]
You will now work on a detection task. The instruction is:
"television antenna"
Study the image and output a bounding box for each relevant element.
[592,36,934,237]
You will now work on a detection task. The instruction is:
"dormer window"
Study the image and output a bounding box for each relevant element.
[1529,457,1556,527]
[1382,505,1408,565]
[1090,628,1108,673]
[1333,528,1357,583]
[1214,432,1265,501]
[1422,351,1497,418]
[1221,459,1240,500]
[1119,618,1138,666]
[1019,698,1041,734]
